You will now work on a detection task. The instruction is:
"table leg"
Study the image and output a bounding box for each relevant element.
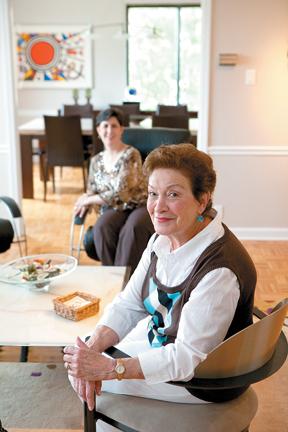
[20,346,29,362]
[20,134,34,198]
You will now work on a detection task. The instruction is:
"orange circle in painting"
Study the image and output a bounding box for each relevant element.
[30,41,55,66]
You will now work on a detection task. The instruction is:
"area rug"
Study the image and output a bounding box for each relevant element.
[0,362,83,429]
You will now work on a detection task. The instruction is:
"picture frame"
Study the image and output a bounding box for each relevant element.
[15,25,92,89]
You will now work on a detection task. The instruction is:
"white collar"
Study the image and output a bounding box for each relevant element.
[153,209,224,263]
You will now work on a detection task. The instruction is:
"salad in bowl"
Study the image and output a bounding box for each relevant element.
[0,254,77,290]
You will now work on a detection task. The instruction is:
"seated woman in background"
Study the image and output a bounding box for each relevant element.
[65,143,257,412]
[74,108,154,274]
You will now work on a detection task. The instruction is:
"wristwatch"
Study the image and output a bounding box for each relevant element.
[114,359,126,381]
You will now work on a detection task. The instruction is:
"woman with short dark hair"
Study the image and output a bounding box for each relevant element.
[74,108,154,273]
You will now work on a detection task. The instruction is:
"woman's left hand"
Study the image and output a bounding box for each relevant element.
[63,337,115,381]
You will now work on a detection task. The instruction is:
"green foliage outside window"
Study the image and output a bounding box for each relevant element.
[128,6,201,111]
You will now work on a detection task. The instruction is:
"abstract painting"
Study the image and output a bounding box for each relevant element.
[15,25,92,88]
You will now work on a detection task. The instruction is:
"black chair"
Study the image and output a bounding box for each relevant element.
[84,299,288,432]
[157,104,188,116]
[152,114,189,129]
[122,127,192,161]
[110,103,140,115]
[63,104,93,118]
[0,219,14,253]
[123,102,141,113]
[0,196,27,256]
[43,116,89,201]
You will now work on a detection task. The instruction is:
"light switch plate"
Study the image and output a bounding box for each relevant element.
[245,69,256,85]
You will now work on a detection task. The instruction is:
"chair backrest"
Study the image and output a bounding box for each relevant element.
[122,127,191,161]
[44,115,85,167]
[152,114,189,129]
[157,104,188,116]
[0,218,14,253]
[63,103,93,118]
[111,103,140,115]
[194,299,288,379]
[0,196,27,256]
[123,102,141,114]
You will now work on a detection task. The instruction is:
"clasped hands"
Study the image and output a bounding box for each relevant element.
[63,336,116,410]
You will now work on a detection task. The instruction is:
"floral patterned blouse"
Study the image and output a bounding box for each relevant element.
[87,145,147,212]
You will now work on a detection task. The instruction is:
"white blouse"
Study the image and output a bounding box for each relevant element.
[98,210,240,384]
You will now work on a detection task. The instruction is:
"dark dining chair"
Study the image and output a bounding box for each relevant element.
[84,299,288,432]
[157,104,188,116]
[110,103,140,115]
[63,103,93,118]
[152,114,189,129]
[0,196,27,256]
[63,104,94,161]
[43,115,88,201]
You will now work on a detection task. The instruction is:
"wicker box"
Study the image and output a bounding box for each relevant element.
[53,291,100,321]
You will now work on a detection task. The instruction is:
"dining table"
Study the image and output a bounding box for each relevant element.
[0,264,128,361]
[18,116,198,199]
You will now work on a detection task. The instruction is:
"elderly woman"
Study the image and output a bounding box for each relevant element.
[65,144,256,411]
[74,108,154,274]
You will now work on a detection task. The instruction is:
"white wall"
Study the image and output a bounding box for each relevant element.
[0,0,22,213]
[208,0,288,238]
[9,0,288,238]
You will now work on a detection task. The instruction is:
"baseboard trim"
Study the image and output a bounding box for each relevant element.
[209,146,288,156]
[230,227,288,240]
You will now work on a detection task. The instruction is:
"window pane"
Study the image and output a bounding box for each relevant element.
[179,7,202,110]
[128,7,178,110]
[127,6,201,111]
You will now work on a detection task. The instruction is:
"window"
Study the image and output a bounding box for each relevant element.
[127,5,201,111]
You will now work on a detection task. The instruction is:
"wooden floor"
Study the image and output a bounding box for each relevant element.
[1,164,287,432]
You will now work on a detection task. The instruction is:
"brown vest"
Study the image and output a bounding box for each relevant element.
[141,224,257,345]
[141,224,257,401]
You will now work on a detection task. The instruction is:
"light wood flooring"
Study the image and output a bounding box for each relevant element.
[1,164,287,432]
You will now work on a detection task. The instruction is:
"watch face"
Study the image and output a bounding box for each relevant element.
[116,363,125,374]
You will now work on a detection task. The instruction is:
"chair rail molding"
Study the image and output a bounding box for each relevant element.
[208,146,288,156]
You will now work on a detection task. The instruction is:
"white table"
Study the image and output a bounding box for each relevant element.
[0,265,127,347]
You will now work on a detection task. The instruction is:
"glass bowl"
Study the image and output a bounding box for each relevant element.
[0,254,77,291]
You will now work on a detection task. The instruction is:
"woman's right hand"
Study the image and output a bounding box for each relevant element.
[74,194,89,217]
[70,375,102,411]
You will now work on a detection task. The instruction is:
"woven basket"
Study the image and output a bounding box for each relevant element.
[53,291,100,321]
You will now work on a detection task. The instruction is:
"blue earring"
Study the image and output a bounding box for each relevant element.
[197,215,204,223]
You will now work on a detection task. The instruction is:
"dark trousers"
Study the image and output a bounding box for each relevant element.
[93,207,154,274]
